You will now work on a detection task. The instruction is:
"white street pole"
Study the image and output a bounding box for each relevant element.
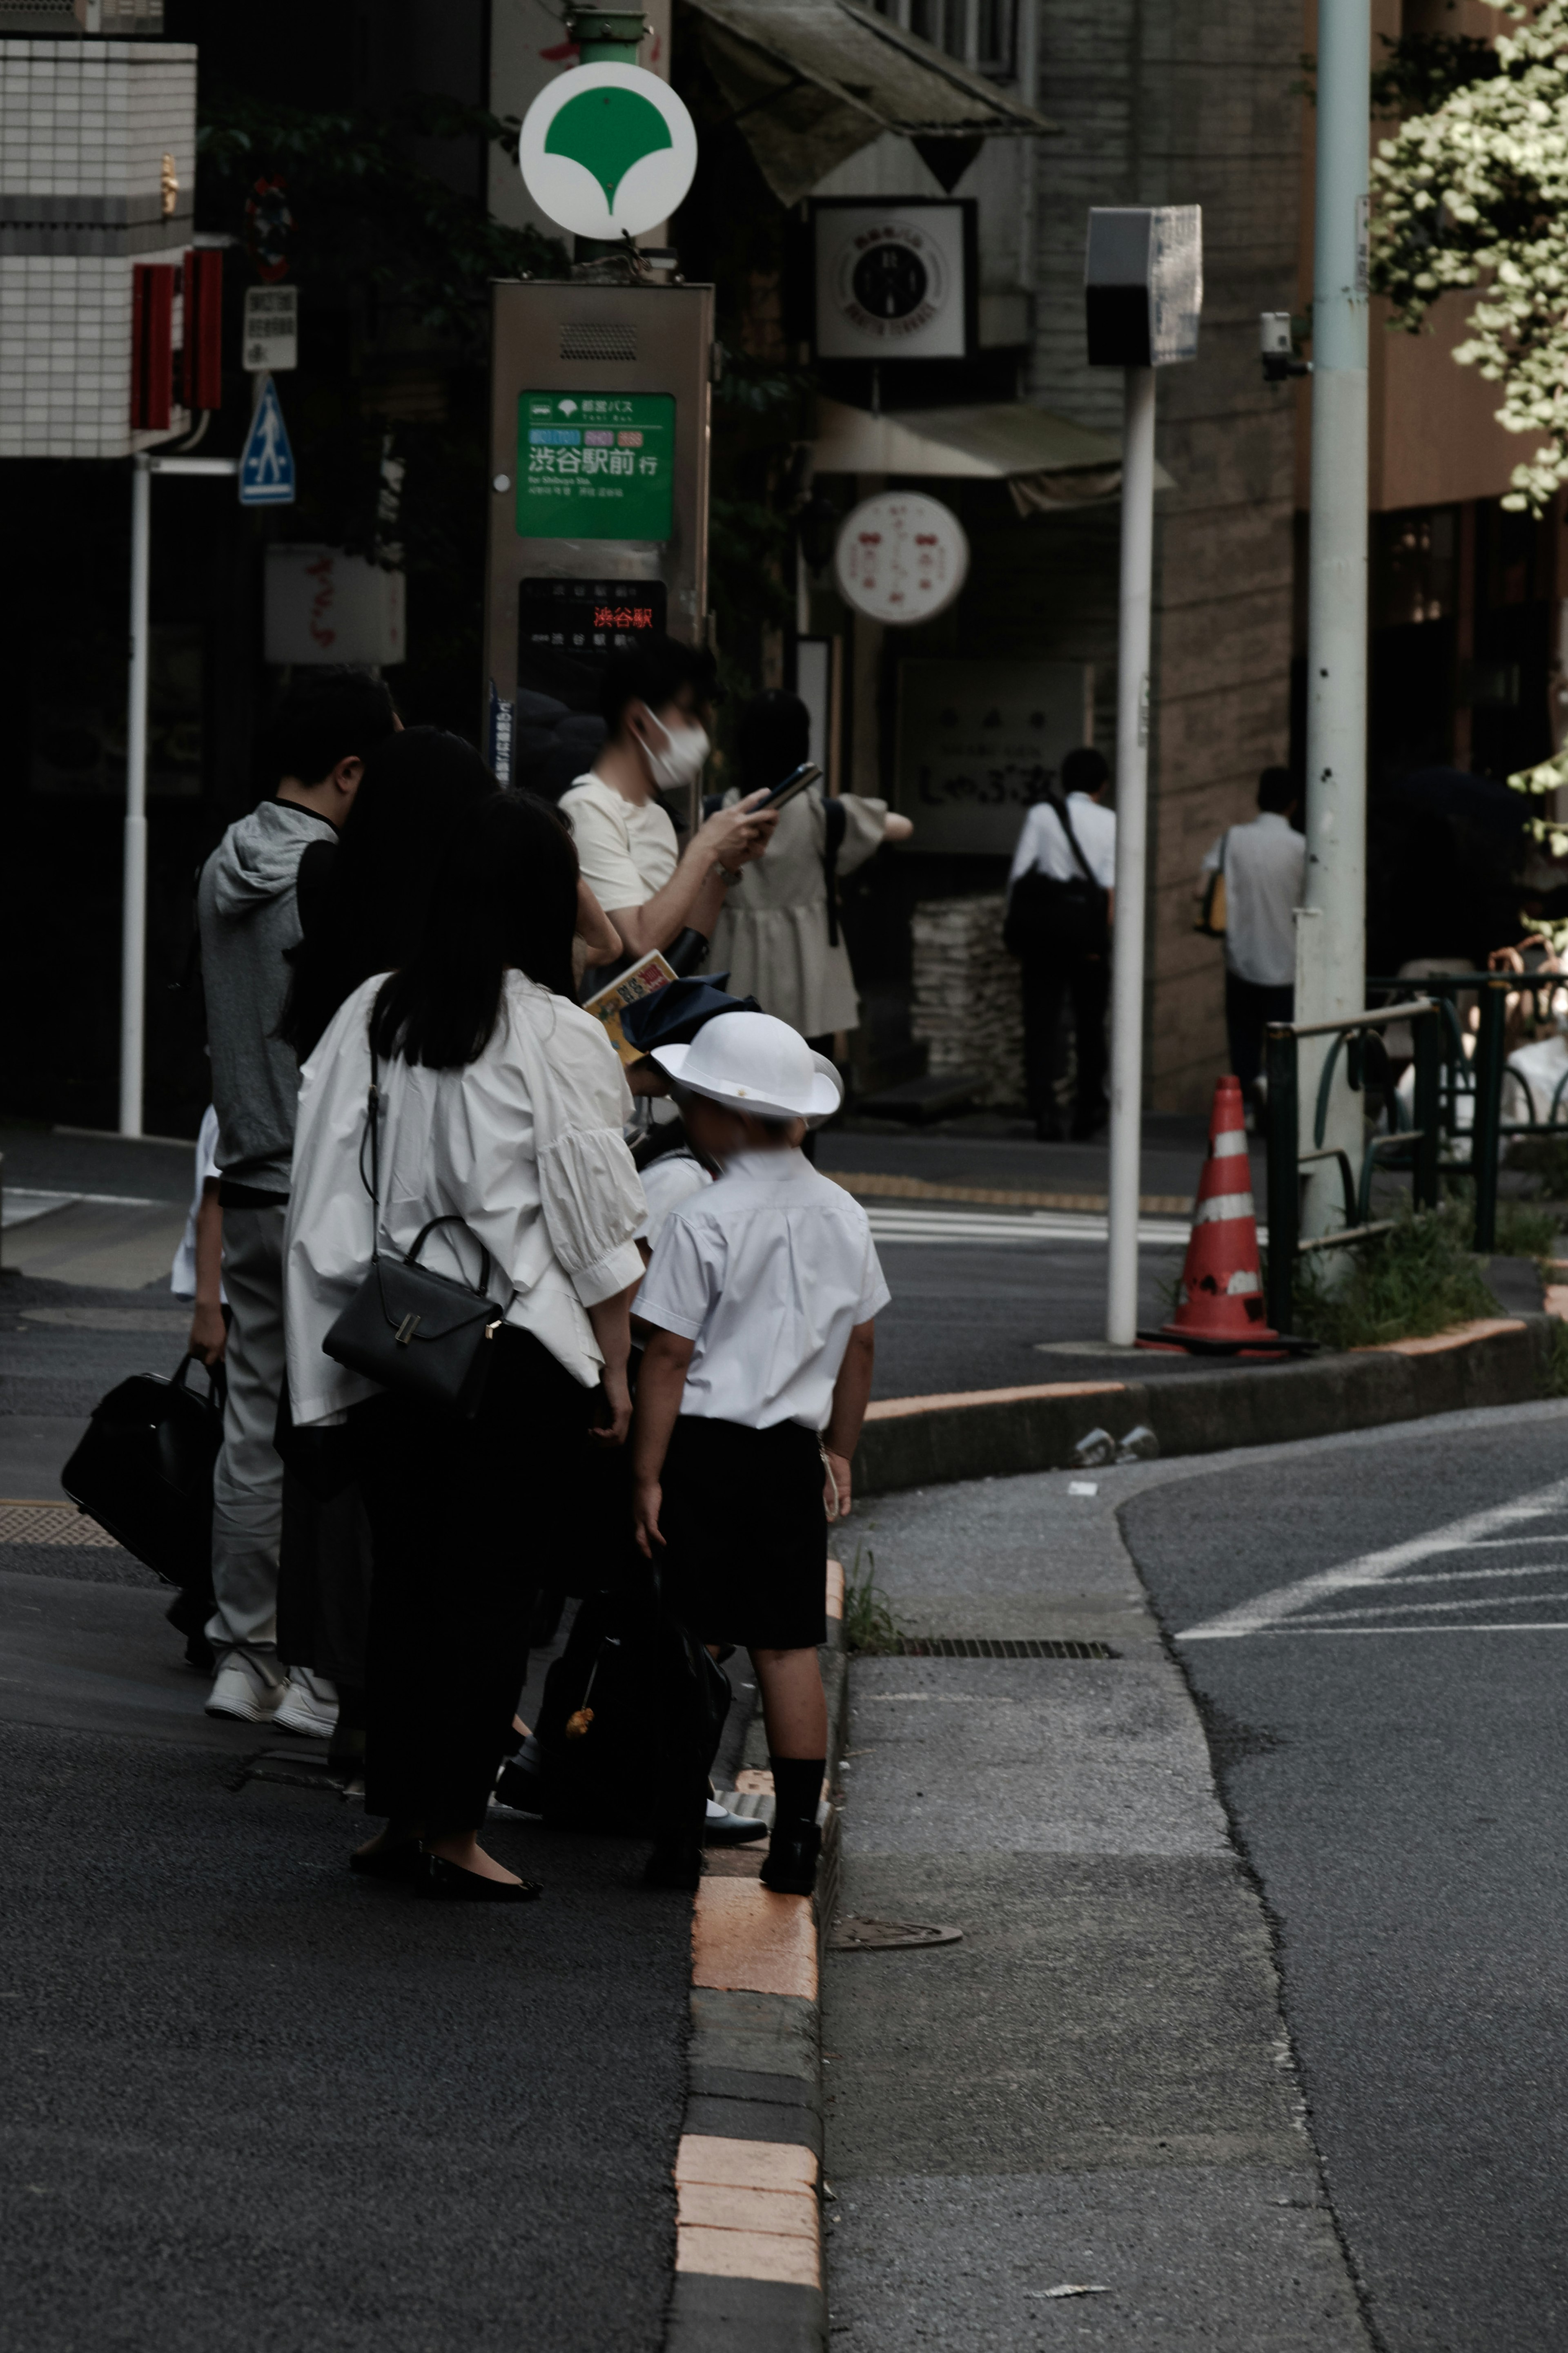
[1298,0,1370,1239]
[1106,364,1156,1345]
[120,454,151,1140]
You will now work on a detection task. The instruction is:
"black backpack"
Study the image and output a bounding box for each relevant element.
[535,1585,733,1834]
[1003,793,1109,961]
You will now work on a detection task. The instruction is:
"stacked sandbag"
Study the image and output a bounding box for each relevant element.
[910,894,1026,1109]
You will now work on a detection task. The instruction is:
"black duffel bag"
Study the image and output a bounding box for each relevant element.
[61,1352,227,1589]
[1003,792,1109,961]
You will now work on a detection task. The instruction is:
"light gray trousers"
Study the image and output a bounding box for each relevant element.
[205,1203,287,1659]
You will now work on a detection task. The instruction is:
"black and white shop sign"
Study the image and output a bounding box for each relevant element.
[813,199,974,363]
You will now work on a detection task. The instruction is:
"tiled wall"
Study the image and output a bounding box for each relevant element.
[0,38,196,457]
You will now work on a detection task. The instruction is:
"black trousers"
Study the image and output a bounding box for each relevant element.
[1225,971,1294,1097]
[349,1329,597,1834]
[1021,954,1109,1124]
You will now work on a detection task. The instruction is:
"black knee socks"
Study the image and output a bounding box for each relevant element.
[770,1755,824,1839]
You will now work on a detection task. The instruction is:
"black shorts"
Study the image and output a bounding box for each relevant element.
[658,1416,827,1652]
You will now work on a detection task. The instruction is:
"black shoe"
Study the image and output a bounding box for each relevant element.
[760,1823,822,1896]
[348,1839,426,1883]
[416,1856,543,1903]
[644,1842,705,1889]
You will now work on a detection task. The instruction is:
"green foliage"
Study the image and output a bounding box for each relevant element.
[1542,1316,1568,1396]
[707,354,813,748]
[197,88,562,347]
[1492,1198,1566,1258]
[1508,1133,1568,1198]
[1292,1198,1499,1350]
[1370,30,1499,117]
[842,1545,900,1657]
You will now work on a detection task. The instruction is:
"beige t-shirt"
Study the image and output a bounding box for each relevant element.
[558,771,679,912]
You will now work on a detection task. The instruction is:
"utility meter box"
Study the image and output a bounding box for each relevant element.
[484,278,714,781]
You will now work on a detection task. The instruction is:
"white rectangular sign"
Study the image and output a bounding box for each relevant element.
[243,285,298,372]
[894,659,1095,856]
[814,201,971,363]
[264,545,405,667]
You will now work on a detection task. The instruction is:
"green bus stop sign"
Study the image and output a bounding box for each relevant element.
[517,391,675,542]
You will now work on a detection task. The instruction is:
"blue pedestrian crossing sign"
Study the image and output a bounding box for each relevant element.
[238,374,295,506]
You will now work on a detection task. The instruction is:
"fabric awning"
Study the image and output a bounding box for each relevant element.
[811,396,1176,512]
[679,0,1056,207]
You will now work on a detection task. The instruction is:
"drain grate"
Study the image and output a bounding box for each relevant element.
[891,1636,1119,1661]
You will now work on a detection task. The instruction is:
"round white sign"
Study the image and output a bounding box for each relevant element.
[833,492,970,626]
[519,64,698,241]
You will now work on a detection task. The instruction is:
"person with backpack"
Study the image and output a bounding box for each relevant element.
[1005,746,1116,1142]
[196,667,400,1731]
[630,1011,889,1896]
[283,792,645,1901]
[706,690,911,1080]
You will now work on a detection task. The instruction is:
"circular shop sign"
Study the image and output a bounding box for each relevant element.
[833,492,970,626]
[833,220,950,344]
[519,64,698,242]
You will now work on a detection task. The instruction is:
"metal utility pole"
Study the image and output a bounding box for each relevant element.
[120,456,151,1139]
[1105,366,1156,1346]
[118,453,240,1139]
[1297,0,1370,1237]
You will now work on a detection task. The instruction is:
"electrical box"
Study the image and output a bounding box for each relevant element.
[484,278,714,782]
[1083,207,1203,369]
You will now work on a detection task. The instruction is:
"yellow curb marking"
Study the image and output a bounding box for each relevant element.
[676,2135,817,2190]
[675,2224,821,2286]
[693,1878,817,2001]
[828,1171,1192,1216]
[1352,1316,1523,1357]
[866,1378,1126,1420]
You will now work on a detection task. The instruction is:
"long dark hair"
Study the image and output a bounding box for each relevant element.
[370,790,579,1069]
[281,727,500,1057]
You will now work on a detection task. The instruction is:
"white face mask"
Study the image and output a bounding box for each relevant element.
[642,708,710,791]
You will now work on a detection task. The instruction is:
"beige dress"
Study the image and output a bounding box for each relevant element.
[706,786,887,1037]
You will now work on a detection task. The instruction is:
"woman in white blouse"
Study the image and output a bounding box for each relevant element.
[285,793,645,1902]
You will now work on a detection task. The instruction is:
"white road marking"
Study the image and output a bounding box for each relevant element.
[1290,1590,1568,1623]
[1268,1624,1568,1637]
[1176,1474,1568,1641]
[1,1186,159,1228]
[1382,1561,1568,1585]
[866,1206,1192,1248]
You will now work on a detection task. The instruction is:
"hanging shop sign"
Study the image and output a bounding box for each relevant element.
[834,491,969,625]
[813,198,975,362]
[893,660,1096,856]
[518,63,698,241]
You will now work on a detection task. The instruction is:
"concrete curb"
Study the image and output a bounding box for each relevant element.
[663,1565,850,2353]
[857,1314,1559,1496]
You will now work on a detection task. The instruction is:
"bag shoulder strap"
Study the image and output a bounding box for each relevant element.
[823,795,848,948]
[1049,792,1102,893]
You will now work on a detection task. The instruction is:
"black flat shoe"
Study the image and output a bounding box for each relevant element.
[644,1843,704,1890]
[416,1856,542,1903]
[348,1840,425,1882]
[760,1824,822,1897]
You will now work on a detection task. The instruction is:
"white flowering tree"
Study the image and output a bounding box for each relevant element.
[1371,2,1568,830]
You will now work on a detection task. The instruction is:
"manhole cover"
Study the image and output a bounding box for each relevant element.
[891,1636,1118,1660]
[828,1916,963,1952]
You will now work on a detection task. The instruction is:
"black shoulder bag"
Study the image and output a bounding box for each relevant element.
[322,1057,507,1421]
[1003,793,1109,962]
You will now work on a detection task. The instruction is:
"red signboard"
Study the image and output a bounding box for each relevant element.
[131,263,175,431]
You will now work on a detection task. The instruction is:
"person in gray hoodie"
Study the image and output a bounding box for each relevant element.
[197,668,399,1727]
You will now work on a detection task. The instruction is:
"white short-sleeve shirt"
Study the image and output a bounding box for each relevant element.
[1008,793,1116,892]
[558,771,679,913]
[634,1146,891,1430]
[635,1146,712,1248]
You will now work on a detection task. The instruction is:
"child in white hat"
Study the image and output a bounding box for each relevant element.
[630,1011,889,1894]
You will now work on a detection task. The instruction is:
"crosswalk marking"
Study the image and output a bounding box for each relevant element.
[866,1206,1192,1249]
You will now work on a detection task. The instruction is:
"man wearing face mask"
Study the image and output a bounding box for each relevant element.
[559,638,776,982]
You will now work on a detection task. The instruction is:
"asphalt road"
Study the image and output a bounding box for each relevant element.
[1120,1403,1568,2353]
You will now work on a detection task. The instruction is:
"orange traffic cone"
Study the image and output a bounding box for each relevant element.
[1161,1076,1277,1349]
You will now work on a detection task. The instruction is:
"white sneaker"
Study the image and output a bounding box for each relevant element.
[205,1651,286,1724]
[274,1667,339,1740]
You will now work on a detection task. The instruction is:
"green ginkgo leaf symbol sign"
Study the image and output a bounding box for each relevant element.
[545,87,673,211]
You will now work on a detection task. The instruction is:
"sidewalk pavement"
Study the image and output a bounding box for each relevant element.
[824,1458,1373,2350]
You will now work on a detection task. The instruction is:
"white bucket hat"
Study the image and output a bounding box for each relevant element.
[652,1010,843,1121]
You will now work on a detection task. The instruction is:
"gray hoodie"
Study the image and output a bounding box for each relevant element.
[197,799,337,1193]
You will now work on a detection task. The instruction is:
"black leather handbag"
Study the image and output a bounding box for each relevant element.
[62,1352,227,1588]
[322,1064,507,1421]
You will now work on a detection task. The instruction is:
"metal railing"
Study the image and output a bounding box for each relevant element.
[1263,999,1442,1334]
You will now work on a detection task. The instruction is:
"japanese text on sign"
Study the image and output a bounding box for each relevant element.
[516,393,674,542]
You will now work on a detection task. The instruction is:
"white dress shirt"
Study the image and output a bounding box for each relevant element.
[285,970,646,1427]
[558,771,678,912]
[634,1146,891,1431]
[1201,812,1306,988]
[635,1146,712,1248]
[1009,792,1117,892]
